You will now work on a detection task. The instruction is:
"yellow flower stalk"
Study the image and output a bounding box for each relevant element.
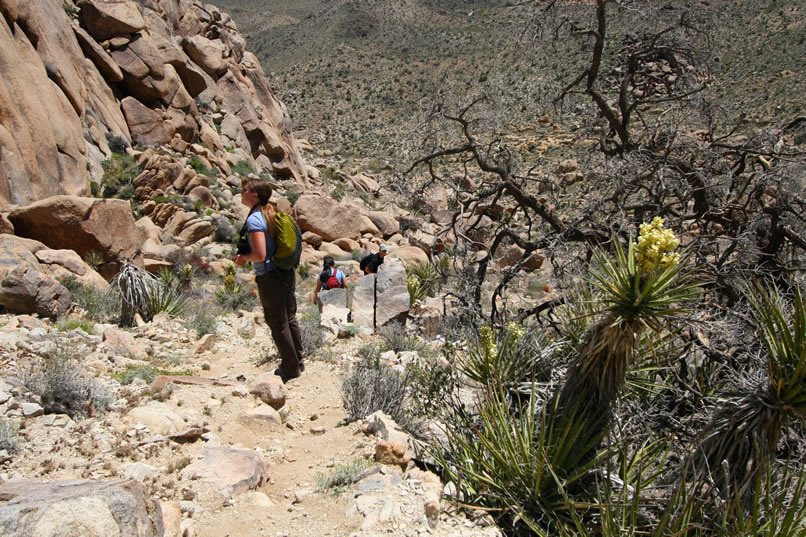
[635,217,680,273]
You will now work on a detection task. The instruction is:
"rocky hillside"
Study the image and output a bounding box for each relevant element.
[211,0,806,162]
[0,0,309,207]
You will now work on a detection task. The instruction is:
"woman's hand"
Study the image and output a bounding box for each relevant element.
[233,254,248,266]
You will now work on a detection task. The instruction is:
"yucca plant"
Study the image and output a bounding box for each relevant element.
[691,282,806,503]
[458,323,559,392]
[553,219,697,458]
[108,262,158,326]
[146,280,188,318]
[435,383,611,535]
[158,267,177,288]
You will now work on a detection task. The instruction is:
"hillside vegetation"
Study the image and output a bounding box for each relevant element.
[205,0,806,535]
[212,0,805,163]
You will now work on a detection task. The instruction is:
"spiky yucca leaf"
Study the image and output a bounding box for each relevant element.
[108,262,158,326]
[745,283,806,412]
[692,284,806,500]
[589,239,697,331]
[434,385,609,535]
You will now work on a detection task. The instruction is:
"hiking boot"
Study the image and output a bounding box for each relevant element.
[274,368,301,383]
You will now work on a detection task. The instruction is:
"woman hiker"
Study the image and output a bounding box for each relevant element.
[233,178,305,382]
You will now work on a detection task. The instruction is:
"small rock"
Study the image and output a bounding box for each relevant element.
[243,405,282,424]
[238,317,256,339]
[310,426,325,435]
[126,462,159,483]
[374,439,410,468]
[191,334,215,354]
[293,487,315,504]
[21,402,43,418]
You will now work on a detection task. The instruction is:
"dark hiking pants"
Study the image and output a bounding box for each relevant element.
[256,269,304,376]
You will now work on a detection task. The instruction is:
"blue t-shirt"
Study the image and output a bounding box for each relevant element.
[319,267,345,289]
[246,209,276,276]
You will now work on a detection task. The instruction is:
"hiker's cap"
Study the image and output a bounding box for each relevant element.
[380,245,388,252]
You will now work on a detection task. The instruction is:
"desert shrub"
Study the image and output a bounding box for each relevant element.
[341,324,359,338]
[316,458,374,496]
[341,353,413,428]
[357,343,381,361]
[185,306,219,338]
[109,263,157,326]
[299,305,323,357]
[458,323,560,392]
[378,323,427,353]
[108,263,188,325]
[81,250,104,271]
[297,261,311,280]
[0,421,20,453]
[231,160,254,176]
[55,319,95,334]
[146,280,188,318]
[330,183,345,201]
[100,153,139,199]
[59,276,118,323]
[211,215,237,244]
[105,133,129,154]
[114,365,195,385]
[23,351,111,419]
[188,155,218,178]
[214,275,256,312]
[407,354,458,419]
[286,190,301,206]
[407,262,440,300]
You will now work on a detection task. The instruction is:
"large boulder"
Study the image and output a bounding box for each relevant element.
[181,35,227,76]
[0,6,89,205]
[8,196,145,279]
[77,0,146,41]
[0,264,72,318]
[375,258,410,328]
[368,211,399,237]
[293,195,362,242]
[351,274,375,331]
[0,478,163,537]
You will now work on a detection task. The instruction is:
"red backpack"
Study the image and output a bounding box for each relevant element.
[325,268,343,290]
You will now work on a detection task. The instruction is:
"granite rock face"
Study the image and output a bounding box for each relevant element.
[0,478,164,537]
[0,0,309,207]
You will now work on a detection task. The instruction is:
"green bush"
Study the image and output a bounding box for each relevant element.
[378,323,427,353]
[188,155,219,178]
[316,458,374,496]
[185,306,219,338]
[299,305,323,356]
[100,153,139,199]
[407,354,458,420]
[297,261,311,280]
[407,262,440,301]
[59,276,118,324]
[231,160,254,176]
[55,319,95,334]
[114,365,195,385]
[330,183,345,201]
[214,274,256,312]
[286,191,301,206]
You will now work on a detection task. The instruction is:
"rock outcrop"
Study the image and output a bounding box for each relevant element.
[0,0,308,207]
[0,478,164,537]
[7,196,144,279]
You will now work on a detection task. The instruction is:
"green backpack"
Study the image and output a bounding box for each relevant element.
[272,212,302,271]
